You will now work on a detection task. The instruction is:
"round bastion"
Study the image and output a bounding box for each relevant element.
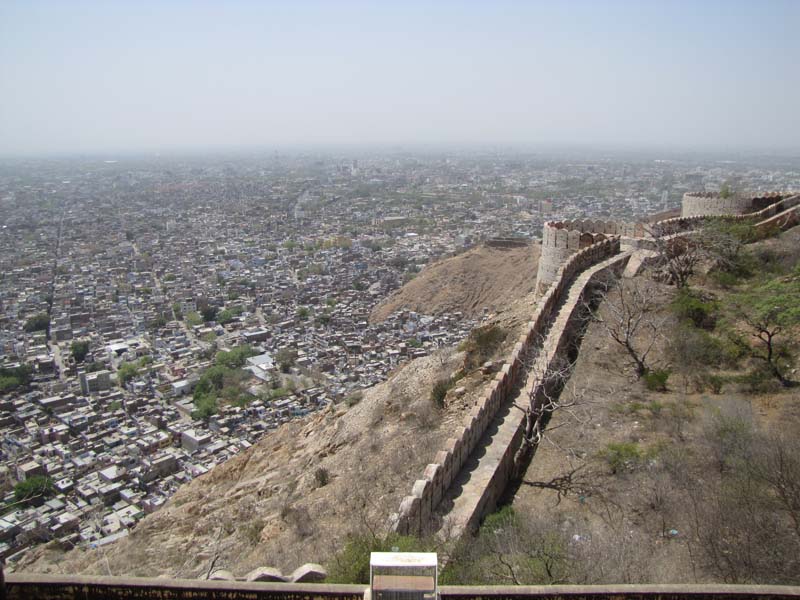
[535,219,637,292]
[681,191,786,218]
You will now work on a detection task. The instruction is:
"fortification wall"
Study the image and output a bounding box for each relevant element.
[537,193,798,293]
[535,219,642,291]
[656,193,800,234]
[392,238,622,537]
[452,250,631,536]
[681,191,790,218]
[485,237,530,248]
[393,192,800,539]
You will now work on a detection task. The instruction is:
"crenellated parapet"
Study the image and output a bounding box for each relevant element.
[534,192,799,294]
[392,237,622,538]
[535,219,643,293]
[681,191,787,218]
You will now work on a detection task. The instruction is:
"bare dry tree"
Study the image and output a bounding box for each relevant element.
[647,222,705,288]
[512,345,586,476]
[588,277,667,379]
[734,302,794,387]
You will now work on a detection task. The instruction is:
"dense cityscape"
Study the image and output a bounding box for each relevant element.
[2,150,800,563]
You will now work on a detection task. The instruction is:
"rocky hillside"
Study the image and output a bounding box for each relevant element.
[370,243,540,322]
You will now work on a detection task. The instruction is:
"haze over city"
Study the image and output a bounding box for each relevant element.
[1,0,799,156]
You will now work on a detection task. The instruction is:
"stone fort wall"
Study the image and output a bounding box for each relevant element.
[392,238,622,537]
[535,219,644,292]
[536,192,799,294]
[681,191,787,218]
[394,191,800,539]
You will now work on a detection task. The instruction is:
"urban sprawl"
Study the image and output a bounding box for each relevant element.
[2,150,799,562]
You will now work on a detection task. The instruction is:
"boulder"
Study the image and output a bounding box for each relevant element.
[246,566,287,582]
[290,563,327,583]
[208,569,236,581]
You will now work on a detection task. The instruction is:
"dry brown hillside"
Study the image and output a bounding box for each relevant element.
[370,243,540,322]
[494,226,800,585]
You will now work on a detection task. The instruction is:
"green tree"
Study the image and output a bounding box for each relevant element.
[117,362,139,387]
[14,475,54,505]
[0,364,33,393]
[200,305,218,322]
[185,311,203,327]
[215,345,257,369]
[23,313,50,333]
[275,348,297,373]
[732,269,800,386]
[192,392,218,420]
[70,340,90,363]
[217,308,235,325]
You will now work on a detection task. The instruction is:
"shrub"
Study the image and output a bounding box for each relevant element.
[430,378,454,408]
[710,269,744,289]
[240,518,265,546]
[460,324,506,370]
[643,369,670,392]
[719,330,750,366]
[314,467,330,487]
[735,366,782,394]
[327,533,428,583]
[602,442,642,474]
[701,373,725,394]
[671,288,718,329]
[668,322,723,370]
[345,391,362,407]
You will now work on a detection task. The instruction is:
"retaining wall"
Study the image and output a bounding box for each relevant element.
[392,239,621,537]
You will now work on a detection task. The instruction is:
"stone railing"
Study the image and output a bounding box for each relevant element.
[392,239,621,537]
[5,573,800,600]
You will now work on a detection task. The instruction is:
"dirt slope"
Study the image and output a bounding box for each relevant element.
[370,243,540,322]
[508,227,800,584]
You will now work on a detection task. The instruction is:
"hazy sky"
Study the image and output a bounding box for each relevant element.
[1,1,798,155]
